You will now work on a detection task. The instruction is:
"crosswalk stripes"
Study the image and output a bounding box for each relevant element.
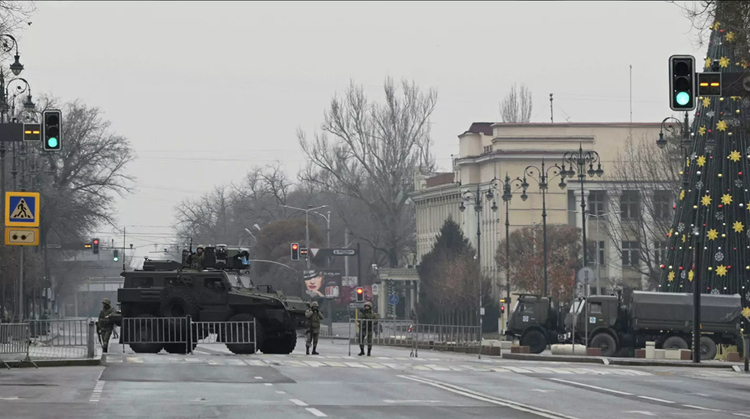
[103,355,652,376]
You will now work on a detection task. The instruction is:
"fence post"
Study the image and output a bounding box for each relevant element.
[87,320,96,358]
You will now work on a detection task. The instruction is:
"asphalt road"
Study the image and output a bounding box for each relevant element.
[1,337,748,419]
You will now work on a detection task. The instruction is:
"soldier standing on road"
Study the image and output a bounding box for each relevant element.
[189,246,205,270]
[97,298,116,353]
[305,301,323,355]
[358,301,378,356]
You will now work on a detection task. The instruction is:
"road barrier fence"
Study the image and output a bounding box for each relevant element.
[1,318,100,368]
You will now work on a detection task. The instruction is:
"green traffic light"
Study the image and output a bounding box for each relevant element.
[114,257,119,262]
[676,92,690,106]
[47,137,58,148]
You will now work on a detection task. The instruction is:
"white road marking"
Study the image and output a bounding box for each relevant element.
[548,378,633,396]
[89,380,105,403]
[290,399,308,407]
[254,376,263,379]
[125,357,143,363]
[625,411,656,417]
[306,408,327,417]
[276,391,286,394]
[638,396,674,404]
[303,361,325,367]
[531,389,555,393]
[383,399,442,403]
[400,375,580,419]
[733,413,750,418]
[245,360,267,366]
[0,397,19,400]
[683,405,722,412]
[324,362,346,367]
[733,366,742,372]
[343,362,368,368]
[206,359,219,365]
[183,357,201,363]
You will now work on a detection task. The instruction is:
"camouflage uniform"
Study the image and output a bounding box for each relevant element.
[358,302,378,356]
[97,298,116,353]
[305,301,323,355]
[190,248,205,270]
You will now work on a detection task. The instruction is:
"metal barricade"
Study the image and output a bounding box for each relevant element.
[348,318,414,356]
[28,319,93,360]
[121,316,191,354]
[413,323,481,354]
[0,323,37,369]
[191,319,257,353]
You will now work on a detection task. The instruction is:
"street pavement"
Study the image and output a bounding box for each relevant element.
[0,337,748,419]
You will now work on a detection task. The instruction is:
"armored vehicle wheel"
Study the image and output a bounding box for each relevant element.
[163,342,198,354]
[700,336,718,360]
[521,330,547,354]
[128,314,164,354]
[225,313,265,354]
[261,332,297,354]
[160,289,200,319]
[589,333,617,357]
[662,336,689,350]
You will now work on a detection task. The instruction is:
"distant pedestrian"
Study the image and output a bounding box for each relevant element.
[358,301,378,356]
[97,298,116,353]
[305,301,323,355]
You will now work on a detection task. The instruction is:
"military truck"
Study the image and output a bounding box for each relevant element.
[112,245,310,355]
[566,291,743,359]
[505,294,568,354]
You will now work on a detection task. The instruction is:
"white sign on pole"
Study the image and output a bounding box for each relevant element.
[371,284,379,295]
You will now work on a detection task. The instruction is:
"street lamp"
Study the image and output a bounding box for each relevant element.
[0,34,23,76]
[459,179,499,359]
[312,210,332,267]
[519,158,566,297]
[280,204,328,269]
[561,144,604,268]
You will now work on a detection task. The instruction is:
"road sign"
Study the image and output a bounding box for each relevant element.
[310,248,320,258]
[348,302,366,310]
[0,123,23,142]
[4,227,39,246]
[371,284,379,296]
[5,191,40,227]
[23,124,41,141]
[388,294,399,305]
[332,248,356,256]
[577,267,595,284]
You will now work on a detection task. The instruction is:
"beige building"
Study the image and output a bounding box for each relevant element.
[413,121,672,303]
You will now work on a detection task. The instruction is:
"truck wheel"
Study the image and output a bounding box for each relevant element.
[662,336,689,350]
[699,336,717,360]
[590,333,617,357]
[521,330,547,354]
[163,342,197,354]
[280,332,297,354]
[225,313,265,354]
[128,314,164,354]
[160,290,200,319]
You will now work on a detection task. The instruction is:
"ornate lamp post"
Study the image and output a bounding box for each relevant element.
[459,181,499,358]
[519,159,566,297]
[561,145,604,267]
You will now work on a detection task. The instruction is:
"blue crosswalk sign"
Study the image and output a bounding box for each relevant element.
[389,294,400,305]
[5,192,40,227]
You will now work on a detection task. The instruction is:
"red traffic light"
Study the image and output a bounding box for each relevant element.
[292,244,298,250]
[356,287,363,294]
[93,239,99,245]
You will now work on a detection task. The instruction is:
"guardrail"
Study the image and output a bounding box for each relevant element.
[120,316,257,355]
[346,318,481,357]
[28,319,94,361]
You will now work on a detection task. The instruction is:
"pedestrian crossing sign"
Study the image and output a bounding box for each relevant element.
[5,191,40,227]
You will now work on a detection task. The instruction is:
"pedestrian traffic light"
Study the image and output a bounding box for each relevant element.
[42,109,62,152]
[356,287,364,302]
[113,249,119,262]
[92,238,100,254]
[669,55,696,111]
[500,305,505,315]
[291,243,299,261]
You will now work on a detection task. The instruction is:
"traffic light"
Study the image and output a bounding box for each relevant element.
[500,305,506,315]
[23,123,41,142]
[113,249,119,262]
[356,287,364,302]
[42,109,62,152]
[669,55,696,111]
[92,238,99,254]
[291,243,299,261]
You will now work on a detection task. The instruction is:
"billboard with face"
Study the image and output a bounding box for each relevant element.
[303,270,342,300]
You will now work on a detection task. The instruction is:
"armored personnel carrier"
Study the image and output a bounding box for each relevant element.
[113,245,310,355]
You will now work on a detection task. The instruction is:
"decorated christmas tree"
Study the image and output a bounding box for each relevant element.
[659,20,750,323]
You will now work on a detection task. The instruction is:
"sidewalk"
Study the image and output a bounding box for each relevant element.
[502,352,745,369]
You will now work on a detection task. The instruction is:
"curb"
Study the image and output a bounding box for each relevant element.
[4,358,101,368]
[502,353,739,369]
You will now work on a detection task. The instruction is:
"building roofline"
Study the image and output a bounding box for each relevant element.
[490,122,667,129]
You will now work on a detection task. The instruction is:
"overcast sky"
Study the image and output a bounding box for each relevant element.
[19,1,705,255]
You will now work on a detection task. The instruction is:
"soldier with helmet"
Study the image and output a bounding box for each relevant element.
[97,298,117,353]
[305,301,324,355]
[189,246,205,270]
[358,301,378,356]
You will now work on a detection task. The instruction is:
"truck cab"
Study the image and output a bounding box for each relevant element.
[565,295,623,345]
[506,294,566,354]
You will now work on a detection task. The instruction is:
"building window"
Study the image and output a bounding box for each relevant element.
[654,240,667,265]
[653,190,672,220]
[622,241,640,267]
[596,241,605,266]
[620,191,640,220]
[588,191,605,216]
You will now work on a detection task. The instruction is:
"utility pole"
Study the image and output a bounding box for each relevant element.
[280,204,328,271]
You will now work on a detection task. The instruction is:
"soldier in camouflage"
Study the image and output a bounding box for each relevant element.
[358,301,378,356]
[189,246,205,270]
[97,298,116,353]
[305,301,323,355]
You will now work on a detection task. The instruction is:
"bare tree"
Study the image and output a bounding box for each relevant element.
[672,1,750,62]
[500,84,533,123]
[298,78,437,267]
[597,133,682,290]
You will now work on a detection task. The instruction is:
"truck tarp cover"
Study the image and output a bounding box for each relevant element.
[631,291,741,324]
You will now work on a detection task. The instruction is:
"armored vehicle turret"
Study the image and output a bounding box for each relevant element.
[115,245,310,355]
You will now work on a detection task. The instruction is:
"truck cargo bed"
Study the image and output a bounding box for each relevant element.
[630,291,741,332]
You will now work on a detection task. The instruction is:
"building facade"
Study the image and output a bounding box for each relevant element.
[413,121,673,305]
